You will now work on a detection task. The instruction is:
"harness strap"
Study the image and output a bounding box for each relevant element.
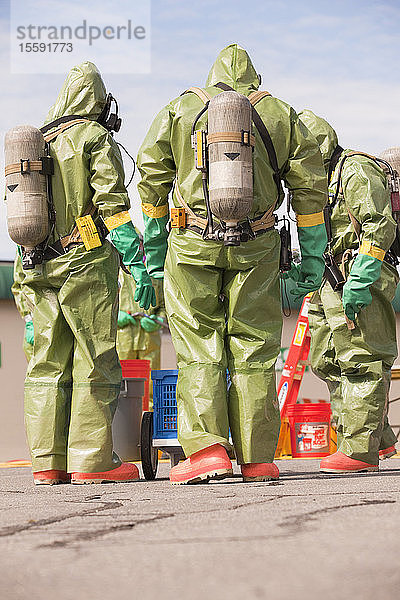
[40,114,90,135]
[5,160,44,177]
[175,183,208,229]
[347,210,361,241]
[248,90,272,105]
[184,86,272,108]
[207,131,255,146]
[328,145,344,183]
[43,118,89,143]
[184,86,212,104]
[251,204,277,231]
[5,120,89,175]
[174,181,276,233]
[329,151,376,245]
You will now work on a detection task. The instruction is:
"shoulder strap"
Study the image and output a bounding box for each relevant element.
[40,115,90,134]
[328,153,363,245]
[251,105,280,183]
[41,118,90,143]
[183,86,212,105]
[174,181,208,230]
[347,210,361,241]
[248,90,272,106]
[328,145,344,184]
[346,151,377,161]
[214,82,233,92]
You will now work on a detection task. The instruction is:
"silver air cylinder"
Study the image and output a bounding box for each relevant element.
[4,125,49,251]
[379,147,400,174]
[208,91,253,246]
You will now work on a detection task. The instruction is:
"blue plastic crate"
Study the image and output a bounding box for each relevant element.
[152,369,178,439]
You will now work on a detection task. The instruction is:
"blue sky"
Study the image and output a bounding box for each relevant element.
[1,0,399,259]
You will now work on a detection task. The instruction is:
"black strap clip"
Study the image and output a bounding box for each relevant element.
[20,159,30,174]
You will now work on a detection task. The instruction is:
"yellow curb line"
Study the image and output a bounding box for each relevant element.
[1,453,399,469]
[0,461,32,469]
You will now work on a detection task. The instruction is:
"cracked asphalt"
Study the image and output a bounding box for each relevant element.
[1,459,399,600]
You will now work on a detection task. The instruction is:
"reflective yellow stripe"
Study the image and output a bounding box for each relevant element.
[296,211,325,227]
[142,203,169,219]
[359,241,385,262]
[104,211,131,231]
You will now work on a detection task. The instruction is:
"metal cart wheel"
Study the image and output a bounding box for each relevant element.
[140,411,159,480]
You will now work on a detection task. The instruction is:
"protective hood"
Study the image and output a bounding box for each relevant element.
[45,61,107,124]
[205,44,259,94]
[298,110,338,171]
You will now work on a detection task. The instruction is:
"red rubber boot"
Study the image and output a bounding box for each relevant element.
[241,462,280,482]
[379,446,396,460]
[33,470,71,485]
[320,451,379,473]
[169,444,233,485]
[71,462,140,484]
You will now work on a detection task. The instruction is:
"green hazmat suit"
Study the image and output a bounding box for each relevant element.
[300,110,398,464]
[117,270,165,406]
[21,62,145,474]
[12,255,33,362]
[137,45,328,463]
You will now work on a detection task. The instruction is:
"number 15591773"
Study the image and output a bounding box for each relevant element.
[19,43,73,52]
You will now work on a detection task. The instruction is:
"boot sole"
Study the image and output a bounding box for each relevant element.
[320,466,379,474]
[71,477,140,485]
[171,468,233,485]
[34,479,68,485]
[379,451,396,460]
[242,475,279,482]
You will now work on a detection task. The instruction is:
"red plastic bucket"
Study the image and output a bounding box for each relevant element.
[286,403,331,458]
[120,359,151,411]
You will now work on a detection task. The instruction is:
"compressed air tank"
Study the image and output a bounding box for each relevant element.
[379,147,400,174]
[208,91,253,227]
[4,125,49,249]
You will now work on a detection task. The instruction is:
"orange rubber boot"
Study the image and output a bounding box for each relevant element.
[241,462,279,482]
[379,446,396,460]
[320,451,378,473]
[33,470,71,485]
[169,444,233,485]
[71,462,140,484]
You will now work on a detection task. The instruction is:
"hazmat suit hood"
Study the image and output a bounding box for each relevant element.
[298,110,338,172]
[205,44,260,94]
[44,61,107,124]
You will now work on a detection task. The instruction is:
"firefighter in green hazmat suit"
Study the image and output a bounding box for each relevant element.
[12,255,33,362]
[137,44,328,484]
[117,270,165,406]
[20,62,155,485]
[299,109,398,473]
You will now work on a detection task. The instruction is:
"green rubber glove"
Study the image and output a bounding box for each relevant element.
[290,223,327,301]
[109,221,156,310]
[283,263,301,282]
[25,319,34,345]
[140,315,164,332]
[143,214,169,278]
[117,310,137,328]
[342,253,382,321]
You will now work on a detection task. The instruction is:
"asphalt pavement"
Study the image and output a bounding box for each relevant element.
[0,459,399,600]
